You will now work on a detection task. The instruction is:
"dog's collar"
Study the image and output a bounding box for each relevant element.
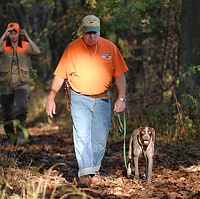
[140,140,150,147]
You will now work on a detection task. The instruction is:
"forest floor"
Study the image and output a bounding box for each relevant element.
[0,117,200,199]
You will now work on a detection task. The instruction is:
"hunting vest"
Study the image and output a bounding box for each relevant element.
[0,40,31,85]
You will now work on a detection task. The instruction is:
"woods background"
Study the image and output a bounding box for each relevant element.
[0,1,200,198]
[0,0,199,140]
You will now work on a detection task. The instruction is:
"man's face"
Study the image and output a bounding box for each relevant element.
[82,31,100,46]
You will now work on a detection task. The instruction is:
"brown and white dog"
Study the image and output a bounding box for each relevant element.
[127,126,155,183]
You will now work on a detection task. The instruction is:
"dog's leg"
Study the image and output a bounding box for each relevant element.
[143,150,149,181]
[133,129,142,180]
[128,134,133,160]
[127,162,132,178]
[147,155,153,183]
[134,155,140,179]
[146,142,154,183]
[127,134,133,178]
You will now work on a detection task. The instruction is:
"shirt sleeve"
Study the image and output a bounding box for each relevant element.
[53,46,69,79]
[112,43,129,78]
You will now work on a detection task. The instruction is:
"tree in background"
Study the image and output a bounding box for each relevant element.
[178,0,200,114]
[2,0,198,140]
[181,0,200,97]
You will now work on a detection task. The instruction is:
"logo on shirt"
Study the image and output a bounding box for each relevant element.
[101,54,111,59]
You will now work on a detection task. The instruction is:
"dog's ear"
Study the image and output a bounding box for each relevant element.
[149,127,154,133]
[150,127,156,142]
[139,126,144,133]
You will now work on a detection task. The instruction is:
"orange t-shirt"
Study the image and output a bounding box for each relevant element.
[54,37,128,95]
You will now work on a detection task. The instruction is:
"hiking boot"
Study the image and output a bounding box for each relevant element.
[16,137,29,146]
[91,172,102,186]
[16,130,29,147]
[0,136,13,146]
[3,133,17,146]
[0,134,16,146]
[78,175,92,188]
[10,134,17,145]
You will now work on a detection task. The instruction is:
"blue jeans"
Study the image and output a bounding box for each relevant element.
[70,90,111,177]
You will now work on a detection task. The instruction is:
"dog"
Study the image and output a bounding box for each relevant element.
[127,126,155,183]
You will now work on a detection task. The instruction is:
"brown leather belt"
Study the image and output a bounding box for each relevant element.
[71,88,110,99]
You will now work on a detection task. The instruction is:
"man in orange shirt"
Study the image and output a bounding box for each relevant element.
[46,15,128,188]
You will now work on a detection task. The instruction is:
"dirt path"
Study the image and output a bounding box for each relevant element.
[0,121,199,198]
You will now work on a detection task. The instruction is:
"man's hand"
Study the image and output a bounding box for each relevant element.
[45,76,65,118]
[113,99,126,113]
[46,98,56,118]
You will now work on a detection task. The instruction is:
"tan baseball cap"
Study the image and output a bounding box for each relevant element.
[81,15,100,33]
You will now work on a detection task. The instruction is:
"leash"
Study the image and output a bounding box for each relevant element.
[114,111,128,170]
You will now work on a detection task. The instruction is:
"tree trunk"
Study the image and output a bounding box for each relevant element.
[180,0,200,99]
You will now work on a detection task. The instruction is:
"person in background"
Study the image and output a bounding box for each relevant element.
[0,22,40,146]
[46,15,128,188]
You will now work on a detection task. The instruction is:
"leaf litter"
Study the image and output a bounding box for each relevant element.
[0,121,199,199]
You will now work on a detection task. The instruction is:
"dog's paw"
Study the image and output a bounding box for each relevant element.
[134,174,140,180]
[146,178,152,184]
[127,163,132,178]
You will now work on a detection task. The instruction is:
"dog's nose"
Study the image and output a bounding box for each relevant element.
[143,134,150,140]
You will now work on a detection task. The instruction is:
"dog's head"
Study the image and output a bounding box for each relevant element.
[138,126,155,146]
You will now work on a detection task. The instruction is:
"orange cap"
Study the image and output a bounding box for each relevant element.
[7,22,20,32]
